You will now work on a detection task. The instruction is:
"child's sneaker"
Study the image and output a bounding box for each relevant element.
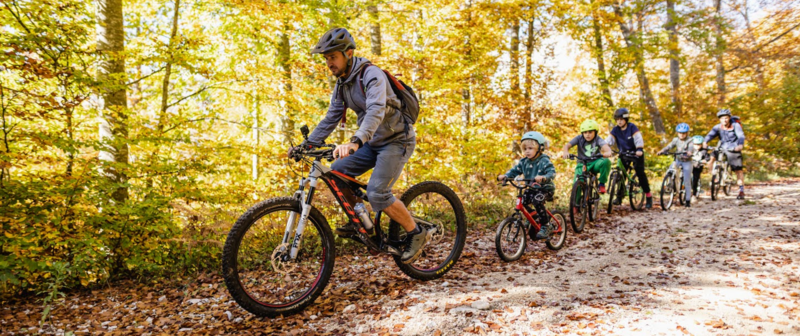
[684,200,691,207]
[599,185,606,194]
[535,223,553,240]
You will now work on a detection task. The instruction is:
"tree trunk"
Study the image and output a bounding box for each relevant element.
[713,0,726,106]
[510,23,520,93]
[96,0,129,202]
[368,5,381,56]
[523,18,535,124]
[666,0,682,116]
[590,7,614,108]
[612,4,666,134]
[158,0,180,131]
[278,18,293,144]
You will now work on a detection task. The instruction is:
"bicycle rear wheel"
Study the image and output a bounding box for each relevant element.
[389,182,466,281]
[589,178,601,222]
[222,197,335,317]
[495,215,527,262]
[545,211,567,250]
[607,172,619,214]
[629,174,645,210]
[569,180,588,233]
[660,173,675,210]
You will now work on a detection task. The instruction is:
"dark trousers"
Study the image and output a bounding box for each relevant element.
[523,189,552,226]
[692,166,703,195]
[622,155,651,194]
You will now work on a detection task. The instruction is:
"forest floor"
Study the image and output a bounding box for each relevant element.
[3,179,800,336]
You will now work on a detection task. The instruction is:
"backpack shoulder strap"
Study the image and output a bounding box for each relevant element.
[357,64,373,93]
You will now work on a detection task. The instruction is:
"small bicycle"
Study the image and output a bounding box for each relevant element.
[658,151,689,210]
[221,126,467,317]
[567,154,602,233]
[708,146,735,201]
[606,150,646,214]
[494,177,567,261]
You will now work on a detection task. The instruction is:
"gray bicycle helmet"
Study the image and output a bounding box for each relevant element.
[716,108,731,118]
[310,28,356,55]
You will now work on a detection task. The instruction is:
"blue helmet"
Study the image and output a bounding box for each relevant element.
[676,123,690,133]
[521,131,548,148]
[692,135,704,144]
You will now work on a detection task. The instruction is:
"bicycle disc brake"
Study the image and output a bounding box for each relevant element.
[270,243,298,275]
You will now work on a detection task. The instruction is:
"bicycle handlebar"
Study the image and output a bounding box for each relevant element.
[497,176,541,189]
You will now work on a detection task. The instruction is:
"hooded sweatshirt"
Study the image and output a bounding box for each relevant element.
[308,57,415,147]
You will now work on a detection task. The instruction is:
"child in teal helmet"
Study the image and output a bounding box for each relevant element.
[498,131,557,239]
[561,119,613,193]
[690,135,709,202]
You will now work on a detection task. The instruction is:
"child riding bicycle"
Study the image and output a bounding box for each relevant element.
[605,108,654,209]
[561,119,612,193]
[498,132,557,239]
[690,135,709,202]
[657,123,695,207]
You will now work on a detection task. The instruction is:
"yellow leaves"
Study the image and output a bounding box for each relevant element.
[3,231,14,238]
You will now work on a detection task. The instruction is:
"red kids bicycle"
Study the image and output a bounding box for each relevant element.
[494,177,567,262]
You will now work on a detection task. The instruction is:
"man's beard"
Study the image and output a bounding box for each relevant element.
[329,63,349,78]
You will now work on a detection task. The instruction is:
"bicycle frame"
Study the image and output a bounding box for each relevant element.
[503,180,563,233]
[282,155,409,260]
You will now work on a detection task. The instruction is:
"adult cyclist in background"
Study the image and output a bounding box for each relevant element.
[291,28,428,263]
[703,108,746,199]
[605,108,654,209]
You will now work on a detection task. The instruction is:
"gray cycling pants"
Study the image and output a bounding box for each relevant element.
[676,160,693,202]
[331,140,415,212]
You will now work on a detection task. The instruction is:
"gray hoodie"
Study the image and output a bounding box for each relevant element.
[308,57,415,147]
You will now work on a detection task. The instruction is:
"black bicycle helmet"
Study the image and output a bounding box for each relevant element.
[614,108,630,120]
[716,108,731,118]
[310,28,356,55]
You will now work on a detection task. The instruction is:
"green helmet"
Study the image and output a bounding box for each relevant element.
[692,135,704,144]
[580,119,600,133]
[521,131,547,147]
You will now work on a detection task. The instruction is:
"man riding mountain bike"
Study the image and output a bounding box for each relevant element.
[290,28,428,263]
[703,108,746,199]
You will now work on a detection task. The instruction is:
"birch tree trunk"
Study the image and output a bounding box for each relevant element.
[590,7,614,108]
[510,23,520,93]
[666,0,683,116]
[713,0,726,106]
[612,4,666,134]
[96,0,129,202]
[368,5,381,56]
[523,18,535,125]
[158,0,180,130]
[278,18,293,144]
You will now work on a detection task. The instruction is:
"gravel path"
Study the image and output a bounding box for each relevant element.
[3,179,799,335]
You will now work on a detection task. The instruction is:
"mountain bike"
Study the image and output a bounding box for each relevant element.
[567,155,602,233]
[222,126,467,317]
[494,177,567,261]
[658,151,689,210]
[606,151,646,214]
[709,147,734,201]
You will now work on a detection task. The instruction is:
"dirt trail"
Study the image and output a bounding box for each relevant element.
[3,179,800,335]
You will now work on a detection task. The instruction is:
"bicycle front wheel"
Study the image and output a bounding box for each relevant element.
[607,172,619,214]
[711,167,721,201]
[545,211,567,250]
[660,173,675,210]
[390,181,467,281]
[495,215,527,262]
[569,180,588,233]
[221,197,335,317]
[629,174,645,210]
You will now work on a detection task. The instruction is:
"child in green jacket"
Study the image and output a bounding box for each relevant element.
[498,131,557,239]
